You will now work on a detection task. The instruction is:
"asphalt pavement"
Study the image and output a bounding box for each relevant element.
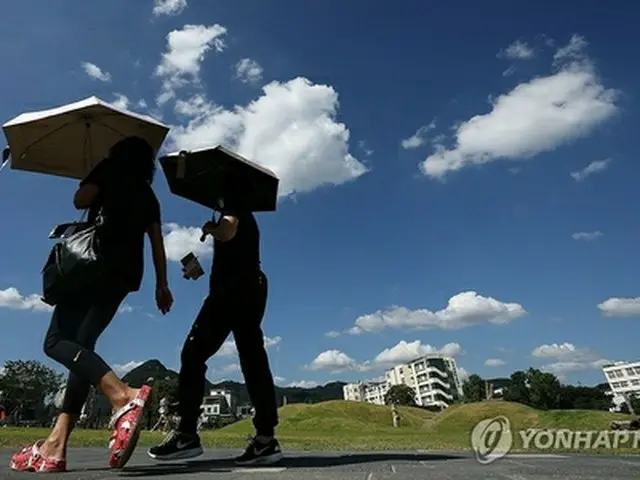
[1,448,639,479]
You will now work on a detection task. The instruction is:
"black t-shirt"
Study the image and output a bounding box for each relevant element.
[210,210,261,284]
[80,158,161,292]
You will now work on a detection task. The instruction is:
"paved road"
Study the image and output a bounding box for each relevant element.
[1,448,639,479]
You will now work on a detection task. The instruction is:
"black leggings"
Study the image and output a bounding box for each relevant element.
[178,271,278,436]
[43,288,126,415]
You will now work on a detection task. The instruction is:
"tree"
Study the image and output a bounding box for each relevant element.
[384,384,416,406]
[0,360,63,419]
[527,368,561,410]
[462,374,485,402]
[503,370,530,405]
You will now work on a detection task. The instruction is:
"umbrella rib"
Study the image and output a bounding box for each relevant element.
[16,118,79,159]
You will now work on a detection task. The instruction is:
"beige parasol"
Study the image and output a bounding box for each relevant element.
[2,96,170,180]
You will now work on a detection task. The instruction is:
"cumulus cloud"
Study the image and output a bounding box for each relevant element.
[234,58,264,85]
[81,62,111,82]
[162,223,213,262]
[154,24,227,104]
[218,335,282,357]
[598,297,640,317]
[152,0,187,16]
[167,78,369,198]
[306,340,463,374]
[532,342,609,374]
[484,358,506,367]
[345,291,526,335]
[498,40,535,60]
[324,330,341,338]
[401,121,436,149]
[214,363,241,375]
[457,367,470,381]
[420,35,619,179]
[0,287,52,312]
[113,361,143,376]
[287,380,319,388]
[572,231,602,241]
[570,158,611,181]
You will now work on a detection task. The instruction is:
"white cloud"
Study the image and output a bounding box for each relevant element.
[234,58,264,85]
[155,24,227,104]
[287,380,319,388]
[598,297,640,317]
[168,77,369,198]
[485,358,506,367]
[111,93,130,110]
[324,330,341,338]
[420,35,619,179]
[118,303,134,314]
[553,34,589,65]
[81,62,111,82]
[274,376,286,384]
[572,230,602,241]
[215,363,241,374]
[162,223,213,262]
[457,367,470,381]
[570,158,611,181]
[346,291,526,335]
[532,342,609,374]
[498,40,535,60]
[113,361,143,376]
[218,335,282,357]
[307,340,463,374]
[401,121,436,149]
[372,341,462,366]
[307,350,359,373]
[152,0,187,16]
[0,287,52,312]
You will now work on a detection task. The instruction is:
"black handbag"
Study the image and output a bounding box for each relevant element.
[41,210,107,306]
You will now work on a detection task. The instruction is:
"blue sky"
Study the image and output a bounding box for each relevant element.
[1,0,639,389]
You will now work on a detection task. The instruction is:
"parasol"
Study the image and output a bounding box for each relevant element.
[2,96,169,179]
[159,145,279,213]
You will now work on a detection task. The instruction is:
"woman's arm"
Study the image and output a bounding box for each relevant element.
[73,184,100,209]
[146,222,168,287]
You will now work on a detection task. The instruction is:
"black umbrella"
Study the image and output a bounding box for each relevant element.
[159,145,279,212]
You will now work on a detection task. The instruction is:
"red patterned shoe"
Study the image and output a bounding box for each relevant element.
[10,441,66,473]
[108,385,152,469]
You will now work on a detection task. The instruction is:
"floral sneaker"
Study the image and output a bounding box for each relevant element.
[10,441,66,473]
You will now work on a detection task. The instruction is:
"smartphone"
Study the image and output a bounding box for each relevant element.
[180,252,205,280]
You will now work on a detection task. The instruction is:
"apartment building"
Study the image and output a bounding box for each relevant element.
[200,388,235,421]
[343,381,389,406]
[343,355,462,410]
[602,361,640,399]
[386,355,462,409]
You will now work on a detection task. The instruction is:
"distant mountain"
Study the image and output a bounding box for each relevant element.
[122,360,346,406]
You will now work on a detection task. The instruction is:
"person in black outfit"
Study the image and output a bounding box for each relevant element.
[148,209,282,466]
[10,137,173,473]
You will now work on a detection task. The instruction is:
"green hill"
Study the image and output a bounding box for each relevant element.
[1,400,636,453]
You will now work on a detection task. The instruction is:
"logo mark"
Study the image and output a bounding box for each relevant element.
[470,416,513,464]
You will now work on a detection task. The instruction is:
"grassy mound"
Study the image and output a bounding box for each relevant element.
[0,400,634,453]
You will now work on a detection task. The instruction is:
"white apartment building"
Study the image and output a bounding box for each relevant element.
[602,361,640,399]
[343,381,389,406]
[343,355,462,410]
[386,355,462,409]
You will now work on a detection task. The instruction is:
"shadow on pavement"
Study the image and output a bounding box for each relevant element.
[119,452,463,477]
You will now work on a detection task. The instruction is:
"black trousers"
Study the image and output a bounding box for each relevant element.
[43,287,126,415]
[178,271,278,436]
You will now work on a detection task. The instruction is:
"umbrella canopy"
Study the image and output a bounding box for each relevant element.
[2,96,170,179]
[160,145,279,213]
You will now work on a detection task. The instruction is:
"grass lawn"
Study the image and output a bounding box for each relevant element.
[1,400,638,454]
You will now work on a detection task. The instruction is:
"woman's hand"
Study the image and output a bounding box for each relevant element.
[155,283,174,314]
[200,220,218,242]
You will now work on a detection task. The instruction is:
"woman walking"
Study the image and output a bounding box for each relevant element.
[10,136,174,473]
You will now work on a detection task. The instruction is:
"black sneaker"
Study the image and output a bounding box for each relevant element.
[147,430,203,461]
[234,436,284,466]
